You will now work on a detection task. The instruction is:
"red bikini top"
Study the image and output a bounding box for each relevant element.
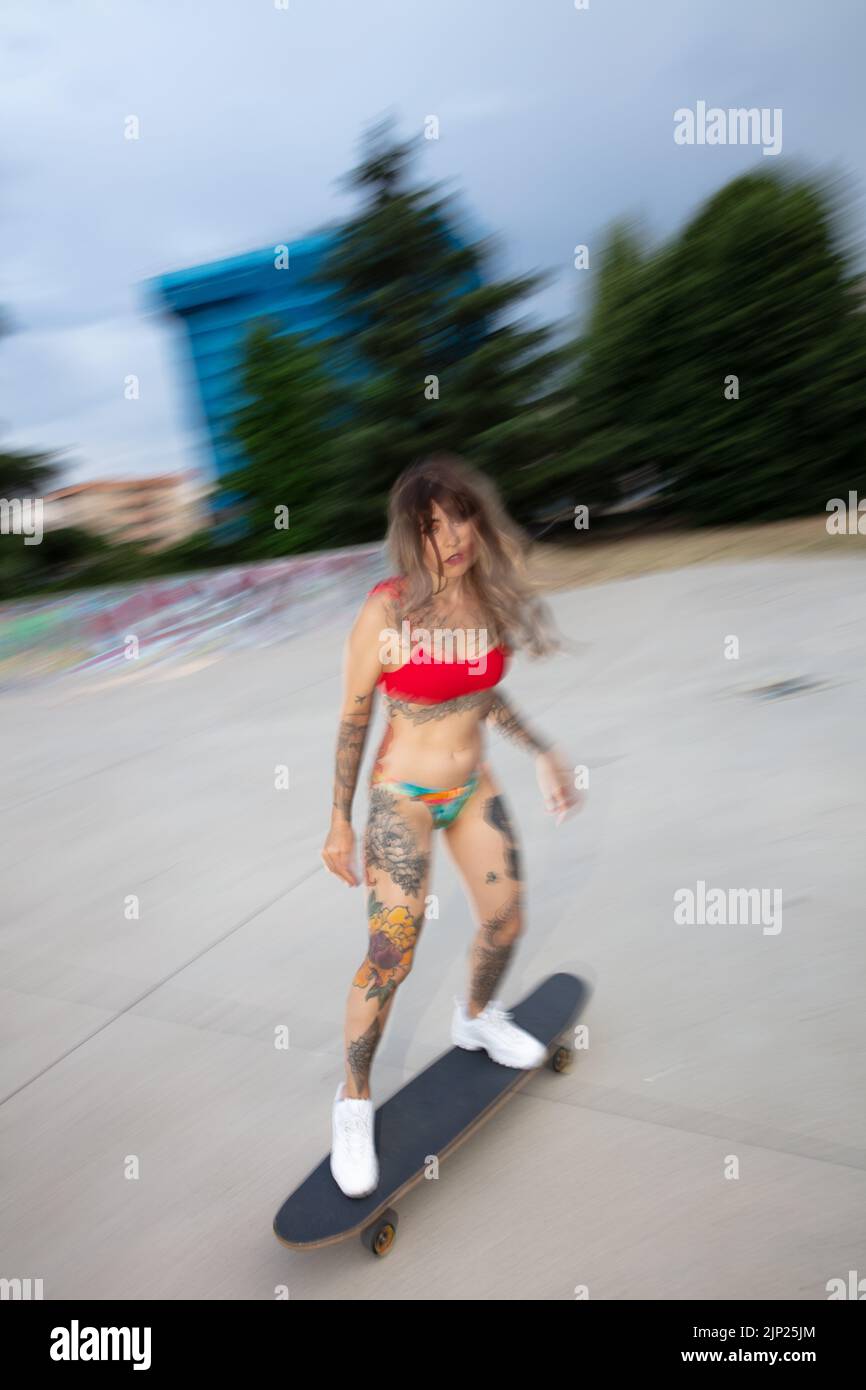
[368,577,510,703]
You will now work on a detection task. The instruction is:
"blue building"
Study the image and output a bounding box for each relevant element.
[147,232,343,486]
[148,222,486,534]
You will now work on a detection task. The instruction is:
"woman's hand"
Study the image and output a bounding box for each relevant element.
[321,816,361,886]
[535,748,584,826]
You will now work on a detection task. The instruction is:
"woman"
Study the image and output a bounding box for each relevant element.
[321,453,581,1196]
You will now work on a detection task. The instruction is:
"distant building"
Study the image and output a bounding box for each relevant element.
[43,475,208,551]
[145,227,483,494]
[146,233,343,485]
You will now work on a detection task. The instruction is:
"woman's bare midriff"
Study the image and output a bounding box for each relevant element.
[372,702,492,789]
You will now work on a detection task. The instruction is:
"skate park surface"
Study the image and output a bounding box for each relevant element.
[2,554,864,1300]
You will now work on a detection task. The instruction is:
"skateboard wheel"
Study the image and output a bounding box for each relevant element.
[549,1045,573,1074]
[361,1208,399,1257]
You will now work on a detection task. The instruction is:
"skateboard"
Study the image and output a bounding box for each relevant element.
[273,971,590,1257]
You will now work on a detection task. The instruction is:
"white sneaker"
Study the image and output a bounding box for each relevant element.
[451,996,548,1068]
[330,1081,379,1197]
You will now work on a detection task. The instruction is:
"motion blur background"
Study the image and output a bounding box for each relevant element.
[2,0,865,674]
[2,0,865,1300]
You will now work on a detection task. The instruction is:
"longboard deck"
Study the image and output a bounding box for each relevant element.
[273,972,589,1249]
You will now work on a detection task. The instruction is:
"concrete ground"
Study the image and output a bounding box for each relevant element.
[2,556,865,1301]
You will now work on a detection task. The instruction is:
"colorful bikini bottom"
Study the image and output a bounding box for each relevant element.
[371,770,481,828]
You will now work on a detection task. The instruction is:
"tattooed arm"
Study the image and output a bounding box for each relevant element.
[321,593,390,885]
[332,705,371,822]
[485,693,552,755]
[486,693,583,823]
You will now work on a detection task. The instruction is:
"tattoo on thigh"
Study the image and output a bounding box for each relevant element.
[365,788,429,895]
[483,795,521,881]
[353,894,420,1010]
[347,1016,381,1092]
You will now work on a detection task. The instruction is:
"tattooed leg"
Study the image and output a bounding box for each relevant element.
[343,899,422,1099]
[468,891,522,1016]
[444,771,526,1018]
[483,794,522,882]
[346,1015,381,1096]
[353,893,421,1010]
[365,787,430,896]
[342,788,432,1098]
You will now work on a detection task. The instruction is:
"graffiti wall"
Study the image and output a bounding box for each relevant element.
[0,545,388,690]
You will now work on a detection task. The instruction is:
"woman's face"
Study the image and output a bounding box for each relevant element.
[421,498,474,580]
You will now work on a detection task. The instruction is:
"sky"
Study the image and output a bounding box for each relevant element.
[1,0,864,487]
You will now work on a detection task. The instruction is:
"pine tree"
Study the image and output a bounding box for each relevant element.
[309,115,562,535]
[220,319,355,555]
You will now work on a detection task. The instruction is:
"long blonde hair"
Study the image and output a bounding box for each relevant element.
[384,453,560,658]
